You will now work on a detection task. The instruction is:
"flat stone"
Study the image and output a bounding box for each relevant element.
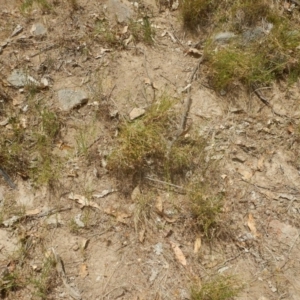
[57,89,88,111]
[7,69,40,88]
[106,0,133,23]
[30,23,47,36]
[129,107,145,120]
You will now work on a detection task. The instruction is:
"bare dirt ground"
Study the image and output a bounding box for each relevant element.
[1,0,300,299]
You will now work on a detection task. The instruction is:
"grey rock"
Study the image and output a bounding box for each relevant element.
[7,69,40,88]
[31,23,47,36]
[57,89,88,111]
[106,0,133,23]
[242,27,264,43]
[214,31,235,42]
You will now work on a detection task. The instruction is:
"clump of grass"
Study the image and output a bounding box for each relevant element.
[180,0,217,31]
[0,270,21,297]
[191,275,242,300]
[0,103,62,186]
[20,0,52,14]
[108,95,203,182]
[108,96,175,176]
[231,0,271,29]
[188,182,223,238]
[180,0,300,90]
[93,19,121,47]
[205,14,300,90]
[31,255,58,299]
[129,17,155,45]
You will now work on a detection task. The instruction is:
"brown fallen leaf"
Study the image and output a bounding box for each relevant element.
[185,48,203,58]
[163,215,178,223]
[69,193,101,210]
[81,238,90,250]
[25,208,42,216]
[116,212,131,224]
[121,25,128,34]
[170,241,187,266]
[139,226,145,243]
[155,196,163,216]
[238,168,253,180]
[194,237,201,254]
[79,264,89,278]
[247,213,259,238]
[257,156,265,172]
[104,207,131,223]
[131,185,141,201]
[287,124,294,134]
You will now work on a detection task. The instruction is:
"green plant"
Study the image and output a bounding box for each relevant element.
[0,270,21,297]
[188,182,223,238]
[20,0,52,13]
[108,95,205,183]
[108,96,175,176]
[129,17,155,45]
[93,19,120,47]
[180,0,217,30]
[0,102,62,187]
[31,255,57,299]
[191,275,242,300]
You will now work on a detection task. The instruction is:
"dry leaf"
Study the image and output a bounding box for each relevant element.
[247,213,259,238]
[139,227,145,243]
[0,118,9,126]
[131,185,141,201]
[116,211,131,223]
[170,241,187,266]
[69,193,101,210]
[104,207,131,223]
[194,237,201,253]
[186,47,203,58]
[81,238,90,250]
[257,156,265,171]
[121,25,128,34]
[144,78,151,85]
[25,208,42,216]
[287,124,294,134]
[124,34,133,46]
[79,264,89,278]
[155,196,163,215]
[238,168,253,180]
[164,215,178,223]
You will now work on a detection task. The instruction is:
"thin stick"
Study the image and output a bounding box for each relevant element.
[145,176,187,190]
[0,167,16,189]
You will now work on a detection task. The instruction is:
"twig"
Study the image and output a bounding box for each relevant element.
[145,176,187,190]
[102,255,125,299]
[252,86,288,117]
[0,167,16,189]
[143,52,156,102]
[30,44,58,57]
[166,56,204,158]
[33,206,72,218]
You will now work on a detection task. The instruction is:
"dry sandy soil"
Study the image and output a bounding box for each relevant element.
[1,0,300,299]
